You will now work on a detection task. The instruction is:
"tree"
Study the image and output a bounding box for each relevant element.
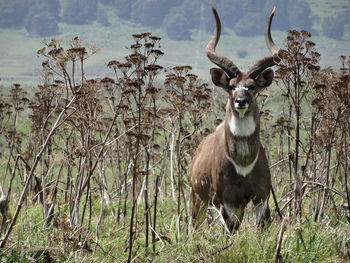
[25,11,59,37]
[130,0,182,27]
[263,0,290,31]
[24,0,60,36]
[164,0,212,40]
[0,0,29,28]
[113,0,135,20]
[163,11,191,40]
[62,0,97,25]
[287,0,312,32]
[322,16,344,39]
[217,0,244,28]
[29,0,60,20]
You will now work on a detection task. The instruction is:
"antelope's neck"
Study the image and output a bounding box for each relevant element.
[224,103,260,169]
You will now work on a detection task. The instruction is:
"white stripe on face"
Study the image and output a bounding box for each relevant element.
[235,86,248,91]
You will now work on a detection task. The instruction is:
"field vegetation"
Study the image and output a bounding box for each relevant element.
[0,27,349,263]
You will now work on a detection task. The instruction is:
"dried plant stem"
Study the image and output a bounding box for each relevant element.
[317,110,341,222]
[293,90,302,218]
[152,174,160,252]
[193,242,234,262]
[343,127,350,221]
[81,112,119,192]
[0,95,77,248]
[274,218,286,263]
[144,150,151,254]
[127,86,143,263]
[95,182,104,246]
[271,185,283,220]
[169,130,176,200]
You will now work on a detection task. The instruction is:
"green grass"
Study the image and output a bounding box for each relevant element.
[1,195,349,262]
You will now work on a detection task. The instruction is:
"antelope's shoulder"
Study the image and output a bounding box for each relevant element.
[191,126,224,170]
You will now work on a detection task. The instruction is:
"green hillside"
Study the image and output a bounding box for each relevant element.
[0,22,349,86]
[0,0,350,86]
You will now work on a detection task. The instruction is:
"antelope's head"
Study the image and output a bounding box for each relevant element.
[206,6,280,119]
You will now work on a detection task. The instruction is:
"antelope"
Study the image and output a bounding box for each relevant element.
[190,6,280,233]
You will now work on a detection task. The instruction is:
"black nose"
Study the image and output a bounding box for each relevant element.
[235,98,248,107]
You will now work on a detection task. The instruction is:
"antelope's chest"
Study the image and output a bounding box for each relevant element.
[217,171,254,207]
[234,140,251,157]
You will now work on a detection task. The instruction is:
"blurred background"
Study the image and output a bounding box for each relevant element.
[0,0,349,85]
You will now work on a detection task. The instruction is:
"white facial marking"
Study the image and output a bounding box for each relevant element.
[236,86,248,91]
[226,149,259,177]
[228,113,256,137]
[233,87,249,118]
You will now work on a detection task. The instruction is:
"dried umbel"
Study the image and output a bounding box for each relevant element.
[0,88,12,125]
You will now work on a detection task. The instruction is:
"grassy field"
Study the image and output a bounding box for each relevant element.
[2,199,349,262]
[0,1,350,263]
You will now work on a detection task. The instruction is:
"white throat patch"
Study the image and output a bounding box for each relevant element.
[228,113,256,137]
[226,149,260,177]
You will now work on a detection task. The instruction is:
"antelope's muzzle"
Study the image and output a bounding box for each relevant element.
[234,98,249,118]
[234,98,248,109]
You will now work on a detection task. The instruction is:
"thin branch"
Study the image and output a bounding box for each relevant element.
[0,94,77,249]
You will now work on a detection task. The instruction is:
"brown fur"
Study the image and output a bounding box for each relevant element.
[190,6,279,233]
[190,97,271,232]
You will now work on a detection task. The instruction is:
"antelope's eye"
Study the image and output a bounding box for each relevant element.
[246,85,255,90]
[228,85,236,90]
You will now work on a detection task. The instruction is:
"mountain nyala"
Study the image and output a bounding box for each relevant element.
[190,6,281,233]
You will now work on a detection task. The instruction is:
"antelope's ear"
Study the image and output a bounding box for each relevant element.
[210,68,230,91]
[255,69,274,88]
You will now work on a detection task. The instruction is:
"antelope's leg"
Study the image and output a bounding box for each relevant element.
[191,192,208,229]
[222,203,245,233]
[253,197,271,226]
